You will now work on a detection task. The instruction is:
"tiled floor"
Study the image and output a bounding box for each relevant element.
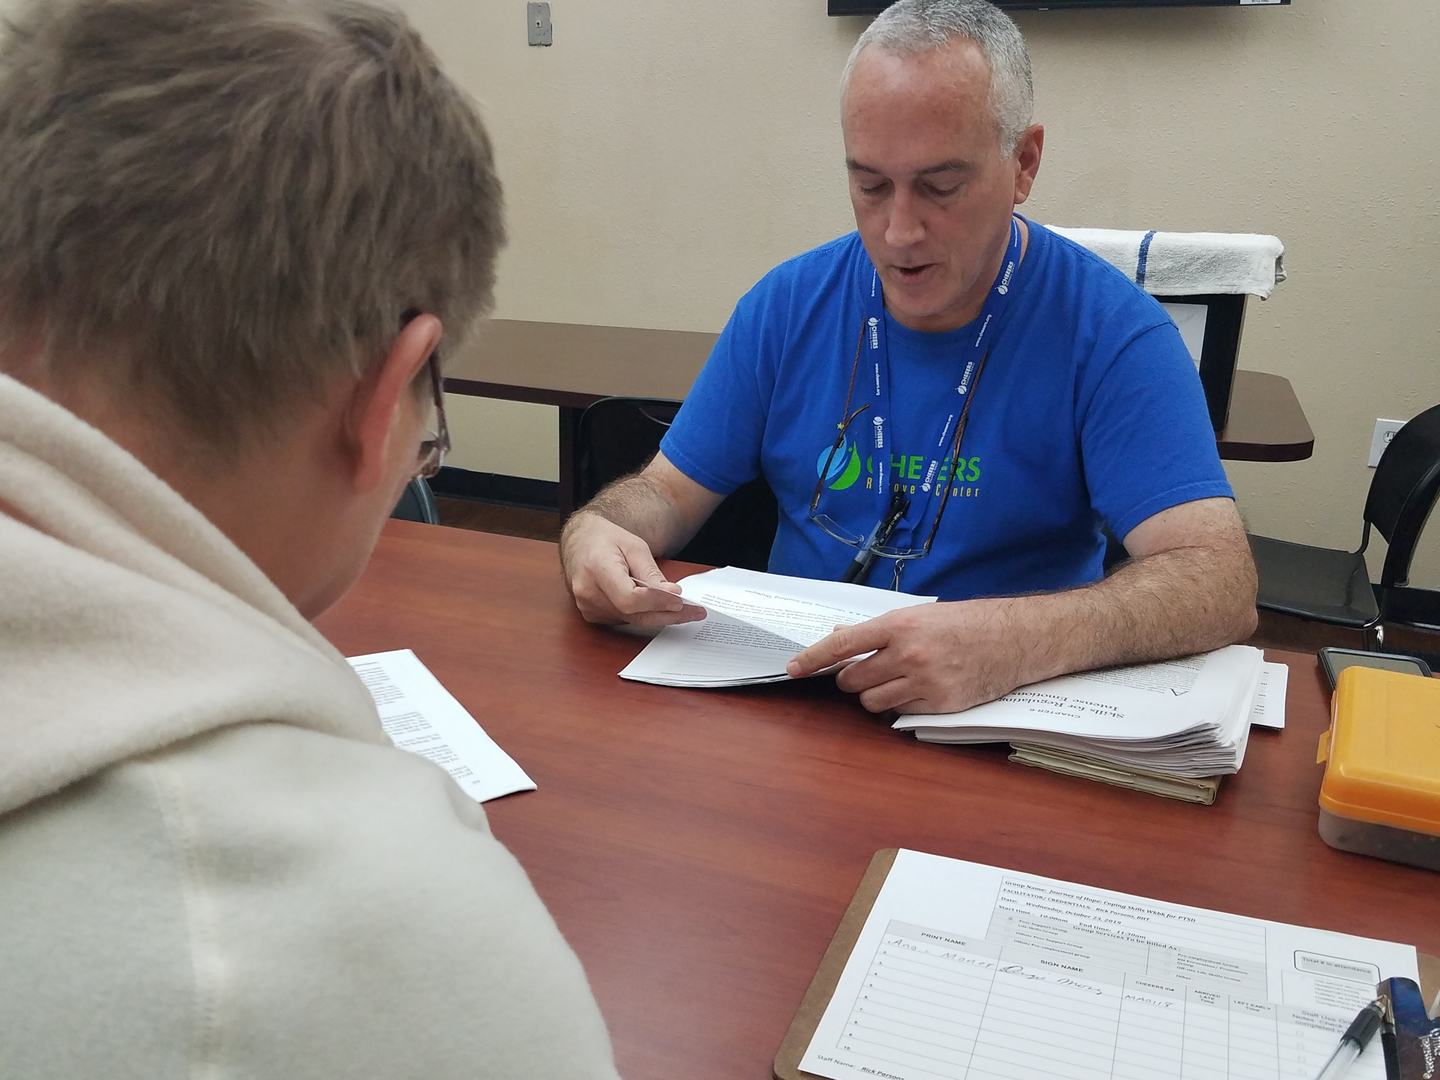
[434,496,1440,660]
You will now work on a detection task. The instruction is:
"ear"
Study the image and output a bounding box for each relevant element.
[343,313,444,494]
[1011,124,1044,205]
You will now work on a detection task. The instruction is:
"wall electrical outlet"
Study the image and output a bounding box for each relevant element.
[527,2,552,46]
[1368,418,1405,468]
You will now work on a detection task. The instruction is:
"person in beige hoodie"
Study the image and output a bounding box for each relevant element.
[0,1,622,1077]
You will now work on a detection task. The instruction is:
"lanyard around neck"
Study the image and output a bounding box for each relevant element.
[858,216,1023,547]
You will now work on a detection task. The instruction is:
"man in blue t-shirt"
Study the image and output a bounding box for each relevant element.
[559,0,1257,716]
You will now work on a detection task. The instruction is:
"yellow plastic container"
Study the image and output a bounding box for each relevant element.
[1316,666,1440,872]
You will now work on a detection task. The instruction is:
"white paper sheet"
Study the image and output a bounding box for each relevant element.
[348,649,535,802]
[618,610,800,686]
[801,850,1418,1080]
[678,566,935,649]
[620,567,935,687]
[1249,662,1289,730]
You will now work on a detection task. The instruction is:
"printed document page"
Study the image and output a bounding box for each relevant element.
[349,649,535,802]
[618,610,806,686]
[802,850,1418,1080]
[678,566,936,649]
[1249,662,1289,730]
[620,567,935,687]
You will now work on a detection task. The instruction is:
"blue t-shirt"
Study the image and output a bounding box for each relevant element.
[660,220,1233,600]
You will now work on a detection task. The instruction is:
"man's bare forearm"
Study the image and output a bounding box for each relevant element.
[559,452,725,575]
[997,539,1259,689]
[562,473,688,560]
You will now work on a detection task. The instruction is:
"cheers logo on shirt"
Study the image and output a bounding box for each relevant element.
[815,443,983,498]
[815,442,863,491]
[883,452,982,498]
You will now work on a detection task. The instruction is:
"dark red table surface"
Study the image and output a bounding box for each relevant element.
[316,522,1435,1080]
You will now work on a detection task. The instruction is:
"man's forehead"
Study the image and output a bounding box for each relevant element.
[841,39,998,150]
[845,37,992,105]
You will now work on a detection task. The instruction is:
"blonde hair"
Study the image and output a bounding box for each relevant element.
[0,0,505,451]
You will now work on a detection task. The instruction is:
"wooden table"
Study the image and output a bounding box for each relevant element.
[1217,369,1316,462]
[446,320,1315,514]
[315,522,1432,1080]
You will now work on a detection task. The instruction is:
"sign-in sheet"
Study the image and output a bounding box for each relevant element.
[801,851,1418,1080]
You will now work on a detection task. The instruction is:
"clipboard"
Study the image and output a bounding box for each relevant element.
[773,848,1440,1080]
[774,849,898,1080]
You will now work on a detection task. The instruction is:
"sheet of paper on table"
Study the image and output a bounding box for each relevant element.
[801,849,1419,1080]
[1250,661,1290,730]
[348,649,535,803]
[619,566,935,687]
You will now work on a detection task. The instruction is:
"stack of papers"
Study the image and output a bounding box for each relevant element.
[1006,746,1228,804]
[895,645,1266,779]
[1008,661,1289,804]
[619,566,935,687]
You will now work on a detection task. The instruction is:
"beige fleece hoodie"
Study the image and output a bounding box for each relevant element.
[0,373,621,1079]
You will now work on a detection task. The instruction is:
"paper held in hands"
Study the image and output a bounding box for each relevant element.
[348,649,535,803]
[618,566,936,687]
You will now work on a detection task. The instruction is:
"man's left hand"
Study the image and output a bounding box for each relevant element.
[785,498,1259,717]
[787,598,1028,715]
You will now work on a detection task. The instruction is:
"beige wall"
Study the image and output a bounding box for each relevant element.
[415,0,1440,586]
[6,0,1432,581]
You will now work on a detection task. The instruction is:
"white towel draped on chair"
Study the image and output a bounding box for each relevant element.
[1047,226,1286,299]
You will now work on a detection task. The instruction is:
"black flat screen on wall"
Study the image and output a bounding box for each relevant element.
[831,0,1287,12]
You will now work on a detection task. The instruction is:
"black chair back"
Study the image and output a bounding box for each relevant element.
[577,399,679,505]
[1365,403,1440,588]
[576,397,778,572]
[391,477,441,525]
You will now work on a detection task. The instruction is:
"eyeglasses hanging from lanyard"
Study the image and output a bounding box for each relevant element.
[807,336,989,584]
[807,217,1023,587]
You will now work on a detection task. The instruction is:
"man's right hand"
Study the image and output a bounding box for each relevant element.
[559,452,726,626]
[560,510,707,626]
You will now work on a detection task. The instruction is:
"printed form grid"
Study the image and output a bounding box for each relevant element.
[833,876,1381,1080]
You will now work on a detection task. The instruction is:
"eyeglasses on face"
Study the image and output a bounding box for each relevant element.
[414,349,449,481]
[399,309,449,482]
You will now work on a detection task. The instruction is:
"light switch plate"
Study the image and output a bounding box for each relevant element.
[527,2,552,46]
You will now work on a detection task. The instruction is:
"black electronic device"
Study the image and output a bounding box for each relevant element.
[1152,293,1246,431]
[831,0,1288,12]
[1318,647,1433,692]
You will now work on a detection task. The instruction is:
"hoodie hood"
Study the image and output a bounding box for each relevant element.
[0,373,386,816]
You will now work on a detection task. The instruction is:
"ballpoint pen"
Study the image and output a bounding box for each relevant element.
[1314,999,1386,1080]
[842,493,909,586]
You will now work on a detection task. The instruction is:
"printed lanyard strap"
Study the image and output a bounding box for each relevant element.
[860,217,1022,545]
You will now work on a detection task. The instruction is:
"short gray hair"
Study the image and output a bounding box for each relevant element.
[842,0,1033,157]
[0,0,505,452]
